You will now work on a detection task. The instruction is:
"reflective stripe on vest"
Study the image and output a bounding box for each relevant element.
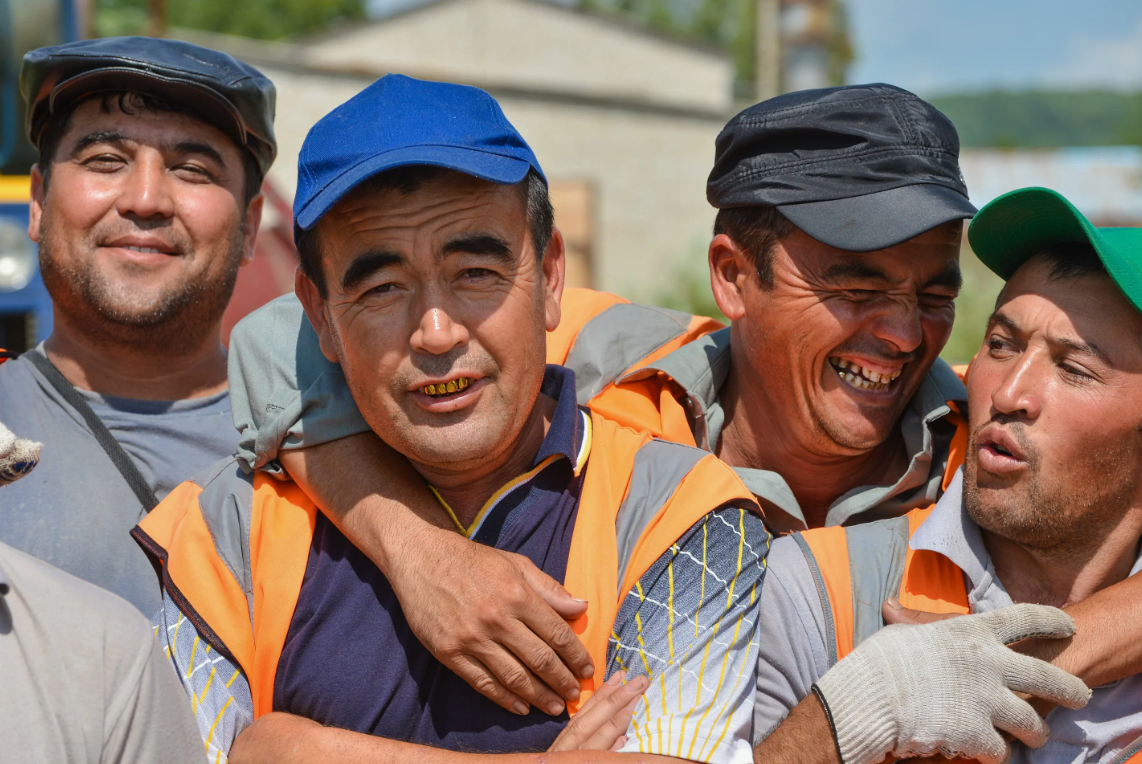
[547,288,723,407]
[134,410,758,718]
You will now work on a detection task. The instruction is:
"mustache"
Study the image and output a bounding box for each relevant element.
[91,220,190,256]
[400,347,497,383]
[973,414,1038,465]
[828,338,917,366]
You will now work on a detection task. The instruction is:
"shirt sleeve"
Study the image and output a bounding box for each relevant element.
[608,505,770,764]
[228,293,370,473]
[153,592,254,762]
[100,596,206,764]
[750,535,833,744]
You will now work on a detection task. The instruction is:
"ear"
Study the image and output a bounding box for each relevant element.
[294,267,340,364]
[708,233,752,321]
[28,165,45,244]
[541,227,567,333]
[239,192,265,267]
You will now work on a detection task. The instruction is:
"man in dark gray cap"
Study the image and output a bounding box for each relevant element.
[0,37,276,615]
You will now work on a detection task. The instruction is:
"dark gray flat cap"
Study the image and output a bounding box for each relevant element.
[707,83,976,252]
[22,36,276,176]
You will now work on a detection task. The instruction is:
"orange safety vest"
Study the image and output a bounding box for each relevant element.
[547,289,722,446]
[791,400,970,663]
[133,410,759,719]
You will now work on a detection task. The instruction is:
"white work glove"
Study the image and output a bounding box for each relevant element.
[0,420,39,485]
[814,603,1091,764]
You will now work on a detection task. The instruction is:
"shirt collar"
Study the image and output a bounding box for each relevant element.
[618,329,969,533]
[431,365,591,537]
[910,469,1142,613]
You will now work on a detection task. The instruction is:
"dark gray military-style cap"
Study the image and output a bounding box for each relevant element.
[707,83,976,252]
[21,36,277,175]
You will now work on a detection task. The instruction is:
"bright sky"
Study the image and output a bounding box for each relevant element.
[845,0,1142,95]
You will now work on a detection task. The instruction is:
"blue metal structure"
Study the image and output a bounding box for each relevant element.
[0,0,76,351]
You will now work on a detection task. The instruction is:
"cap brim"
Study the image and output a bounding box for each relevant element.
[295,145,533,230]
[776,184,977,252]
[968,186,1142,314]
[47,68,249,150]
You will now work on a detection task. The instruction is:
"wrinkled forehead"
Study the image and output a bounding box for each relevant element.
[997,256,1142,364]
[57,95,240,158]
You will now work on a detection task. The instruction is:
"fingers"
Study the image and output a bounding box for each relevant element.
[570,673,648,751]
[497,616,586,706]
[450,653,532,716]
[476,635,569,715]
[992,695,1050,749]
[968,729,1013,764]
[979,603,1076,645]
[881,598,961,626]
[517,555,589,620]
[1004,651,1091,710]
[513,556,595,682]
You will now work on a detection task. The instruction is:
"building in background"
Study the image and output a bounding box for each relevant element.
[176,0,737,303]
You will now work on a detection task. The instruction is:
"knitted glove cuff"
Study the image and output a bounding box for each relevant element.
[815,651,897,764]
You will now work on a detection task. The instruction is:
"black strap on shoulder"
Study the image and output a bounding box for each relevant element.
[24,350,159,512]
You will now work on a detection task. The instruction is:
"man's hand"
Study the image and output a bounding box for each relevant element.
[280,434,594,717]
[814,603,1091,764]
[548,672,648,752]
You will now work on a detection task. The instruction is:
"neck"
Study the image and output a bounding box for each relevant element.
[419,394,556,529]
[716,342,908,529]
[43,309,228,401]
[984,510,1142,608]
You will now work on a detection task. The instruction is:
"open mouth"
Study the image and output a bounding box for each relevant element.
[829,357,901,392]
[422,377,471,398]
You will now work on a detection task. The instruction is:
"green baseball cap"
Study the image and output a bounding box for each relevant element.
[968,186,1142,314]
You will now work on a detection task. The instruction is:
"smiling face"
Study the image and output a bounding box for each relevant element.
[964,253,1142,550]
[295,168,564,480]
[28,95,261,353]
[719,222,962,458]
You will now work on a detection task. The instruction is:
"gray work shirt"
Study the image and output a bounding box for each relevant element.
[226,296,967,534]
[0,539,203,764]
[753,470,1142,764]
[0,349,237,614]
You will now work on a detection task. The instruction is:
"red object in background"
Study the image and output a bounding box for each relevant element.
[221,179,299,347]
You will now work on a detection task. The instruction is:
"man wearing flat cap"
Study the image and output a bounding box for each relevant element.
[218,82,1142,759]
[0,37,276,616]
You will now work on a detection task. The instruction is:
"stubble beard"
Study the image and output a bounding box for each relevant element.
[963,423,1141,562]
[38,211,244,358]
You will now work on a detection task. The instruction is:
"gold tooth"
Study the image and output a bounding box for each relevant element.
[426,384,437,395]
[458,377,468,389]
[446,380,457,394]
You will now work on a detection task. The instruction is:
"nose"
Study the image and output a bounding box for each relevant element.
[868,297,924,355]
[410,306,469,356]
[114,150,175,222]
[990,350,1043,421]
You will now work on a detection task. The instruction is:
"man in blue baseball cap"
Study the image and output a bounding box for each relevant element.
[138,74,771,763]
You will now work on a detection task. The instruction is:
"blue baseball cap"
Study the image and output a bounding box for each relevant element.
[294,74,546,230]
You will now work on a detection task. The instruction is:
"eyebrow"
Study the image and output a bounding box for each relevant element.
[923,263,963,292]
[822,261,893,284]
[69,131,126,157]
[67,134,227,167]
[991,312,1112,364]
[341,251,404,292]
[173,140,226,166]
[441,234,513,261]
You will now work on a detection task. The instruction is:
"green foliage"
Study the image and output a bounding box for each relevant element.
[93,0,366,40]
[930,90,1142,148]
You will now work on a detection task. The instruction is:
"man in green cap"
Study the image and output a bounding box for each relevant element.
[753,186,1142,764]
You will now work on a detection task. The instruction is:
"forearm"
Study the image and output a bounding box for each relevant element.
[230,713,683,764]
[278,432,454,571]
[752,694,840,764]
[1016,571,1142,688]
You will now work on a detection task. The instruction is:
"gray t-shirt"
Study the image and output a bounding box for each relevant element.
[0,539,203,764]
[0,350,237,614]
